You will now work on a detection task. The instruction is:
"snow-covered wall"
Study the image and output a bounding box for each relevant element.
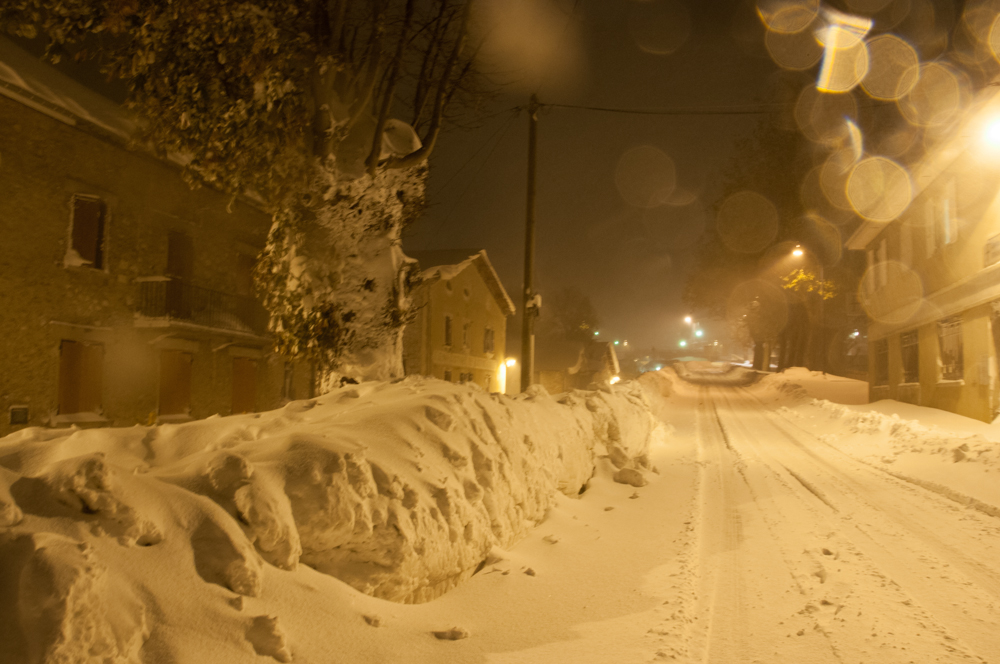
[0,377,657,662]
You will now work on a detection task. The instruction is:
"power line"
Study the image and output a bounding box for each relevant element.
[539,98,895,116]
[543,101,788,116]
[409,109,520,240]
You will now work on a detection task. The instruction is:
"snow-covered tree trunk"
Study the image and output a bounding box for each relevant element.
[257,158,425,386]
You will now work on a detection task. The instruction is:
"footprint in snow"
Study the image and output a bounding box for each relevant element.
[433,626,470,640]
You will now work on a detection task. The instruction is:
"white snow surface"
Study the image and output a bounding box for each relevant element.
[0,377,657,663]
[4,365,1000,663]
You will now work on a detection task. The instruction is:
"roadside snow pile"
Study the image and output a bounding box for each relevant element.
[0,376,657,663]
[815,400,1000,468]
[752,368,868,405]
[673,362,758,386]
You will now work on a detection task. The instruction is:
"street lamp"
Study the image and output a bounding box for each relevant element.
[684,315,692,324]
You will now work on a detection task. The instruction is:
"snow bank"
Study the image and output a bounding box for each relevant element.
[814,399,1000,470]
[752,367,868,405]
[0,377,657,662]
[672,361,759,386]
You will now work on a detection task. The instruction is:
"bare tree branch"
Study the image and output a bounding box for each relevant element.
[366,0,415,176]
[388,0,471,170]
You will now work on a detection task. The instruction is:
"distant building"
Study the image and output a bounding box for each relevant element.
[0,37,313,437]
[402,249,515,392]
[846,87,1000,422]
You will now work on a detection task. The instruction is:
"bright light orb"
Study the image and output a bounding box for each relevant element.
[610,375,621,385]
[695,329,704,337]
[792,247,804,257]
[985,119,1000,147]
[679,340,688,347]
[505,358,517,367]
[684,315,692,324]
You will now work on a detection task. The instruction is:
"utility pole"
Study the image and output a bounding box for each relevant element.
[520,94,540,391]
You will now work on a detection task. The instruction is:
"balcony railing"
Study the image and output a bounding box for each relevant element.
[137,277,269,336]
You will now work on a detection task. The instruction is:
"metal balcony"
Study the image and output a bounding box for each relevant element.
[137,277,269,336]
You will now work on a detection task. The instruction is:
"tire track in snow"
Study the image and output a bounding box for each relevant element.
[742,389,1000,603]
[712,387,994,662]
[689,389,844,663]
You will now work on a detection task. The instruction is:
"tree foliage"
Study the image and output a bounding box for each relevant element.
[2,0,490,382]
[2,0,481,202]
[781,268,836,301]
[538,286,601,345]
[682,99,811,320]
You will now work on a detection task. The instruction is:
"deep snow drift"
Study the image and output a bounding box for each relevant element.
[0,377,657,663]
[3,366,1000,663]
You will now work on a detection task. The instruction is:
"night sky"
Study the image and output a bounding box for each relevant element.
[404,0,785,357]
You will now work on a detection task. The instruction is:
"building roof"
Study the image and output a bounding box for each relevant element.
[0,36,133,142]
[410,248,516,317]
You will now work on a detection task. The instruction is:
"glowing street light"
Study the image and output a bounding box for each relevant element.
[684,315,692,324]
[695,329,704,337]
[792,245,804,257]
[679,340,687,348]
[505,358,517,367]
[986,119,1000,147]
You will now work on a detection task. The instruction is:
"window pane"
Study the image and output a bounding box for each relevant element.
[874,338,888,385]
[937,316,963,381]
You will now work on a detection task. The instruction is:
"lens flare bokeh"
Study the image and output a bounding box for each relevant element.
[757,0,821,33]
[615,145,678,209]
[858,260,925,324]
[717,191,780,254]
[862,34,920,100]
[628,0,693,56]
[897,62,965,127]
[847,156,913,222]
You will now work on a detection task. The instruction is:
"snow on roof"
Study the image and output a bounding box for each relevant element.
[0,36,133,141]
[411,248,516,316]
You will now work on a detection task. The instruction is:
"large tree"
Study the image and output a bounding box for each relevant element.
[3,0,487,386]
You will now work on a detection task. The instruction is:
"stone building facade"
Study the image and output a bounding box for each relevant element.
[846,87,1000,423]
[402,250,515,392]
[0,38,312,437]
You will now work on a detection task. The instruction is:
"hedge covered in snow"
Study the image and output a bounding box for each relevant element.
[0,377,658,663]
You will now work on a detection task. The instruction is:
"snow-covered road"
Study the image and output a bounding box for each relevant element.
[5,369,999,663]
[690,384,1000,663]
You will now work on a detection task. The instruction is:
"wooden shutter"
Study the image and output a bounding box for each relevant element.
[232,357,258,414]
[166,231,194,280]
[159,350,192,415]
[58,340,103,414]
[71,198,105,268]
